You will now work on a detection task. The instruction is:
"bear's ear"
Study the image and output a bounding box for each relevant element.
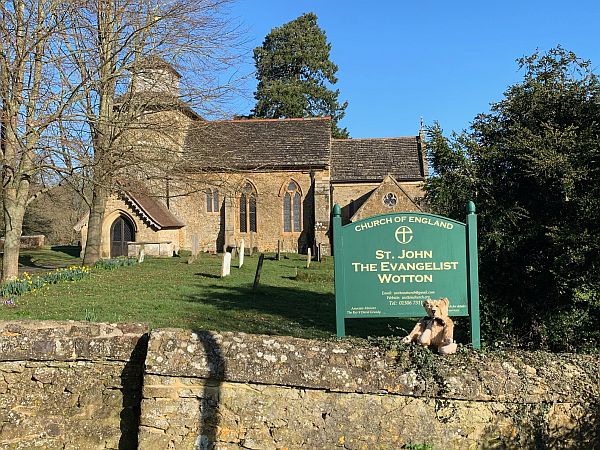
[422,300,428,308]
[441,297,449,307]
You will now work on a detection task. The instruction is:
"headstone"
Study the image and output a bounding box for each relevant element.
[306,248,311,268]
[253,253,265,290]
[191,235,199,257]
[221,252,231,277]
[239,239,245,268]
[277,240,281,261]
[317,243,322,263]
[138,246,145,263]
[249,233,254,256]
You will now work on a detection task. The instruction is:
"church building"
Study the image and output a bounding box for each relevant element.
[76,60,427,258]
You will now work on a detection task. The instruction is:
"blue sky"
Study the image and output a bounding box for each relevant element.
[231,1,600,138]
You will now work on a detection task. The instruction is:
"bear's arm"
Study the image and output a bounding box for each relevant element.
[402,319,428,343]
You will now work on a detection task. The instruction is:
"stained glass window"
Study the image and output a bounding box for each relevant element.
[383,192,398,208]
[213,190,219,212]
[283,180,302,232]
[293,192,301,232]
[239,182,257,233]
[239,193,247,232]
[249,195,257,232]
[206,190,213,212]
[206,189,219,213]
[283,192,292,232]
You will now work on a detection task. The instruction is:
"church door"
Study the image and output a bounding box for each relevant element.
[110,216,135,257]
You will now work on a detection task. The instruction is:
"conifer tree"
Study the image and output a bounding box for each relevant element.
[252,13,349,138]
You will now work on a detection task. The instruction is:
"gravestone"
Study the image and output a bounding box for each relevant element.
[253,253,265,290]
[249,233,254,256]
[277,240,281,261]
[221,252,231,277]
[306,248,311,268]
[138,246,145,263]
[191,235,199,257]
[239,239,245,268]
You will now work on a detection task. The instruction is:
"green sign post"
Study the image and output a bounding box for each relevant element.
[333,202,480,349]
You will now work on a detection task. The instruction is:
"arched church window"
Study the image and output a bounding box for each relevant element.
[283,180,302,233]
[239,182,257,233]
[206,188,219,213]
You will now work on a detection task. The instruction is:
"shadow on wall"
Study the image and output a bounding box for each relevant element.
[217,201,225,253]
[119,333,149,450]
[193,330,225,450]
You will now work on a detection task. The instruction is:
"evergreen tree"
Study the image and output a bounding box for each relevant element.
[425,47,600,352]
[252,13,349,138]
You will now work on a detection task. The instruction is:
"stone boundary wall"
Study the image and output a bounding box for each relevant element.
[141,329,599,449]
[0,235,45,251]
[0,321,148,450]
[1,322,598,449]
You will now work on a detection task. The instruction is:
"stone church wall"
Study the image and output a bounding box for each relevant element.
[2,321,597,449]
[171,170,329,253]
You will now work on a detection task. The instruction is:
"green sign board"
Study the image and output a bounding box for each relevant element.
[333,203,480,348]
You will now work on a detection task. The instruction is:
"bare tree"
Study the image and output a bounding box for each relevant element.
[59,0,243,265]
[0,0,82,281]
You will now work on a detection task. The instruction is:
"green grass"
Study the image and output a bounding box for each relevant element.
[17,245,82,269]
[1,247,417,340]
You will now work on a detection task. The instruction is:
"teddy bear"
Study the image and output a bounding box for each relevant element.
[401,297,457,355]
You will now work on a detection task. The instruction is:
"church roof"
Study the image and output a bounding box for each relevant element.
[183,117,331,171]
[331,137,425,182]
[121,191,185,230]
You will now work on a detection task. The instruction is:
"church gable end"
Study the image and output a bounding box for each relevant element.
[350,175,422,222]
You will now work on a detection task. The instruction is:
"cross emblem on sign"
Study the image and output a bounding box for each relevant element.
[395,226,413,244]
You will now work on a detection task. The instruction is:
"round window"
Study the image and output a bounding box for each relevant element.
[383,192,398,208]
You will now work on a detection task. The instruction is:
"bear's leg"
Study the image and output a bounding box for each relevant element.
[438,342,457,355]
[418,327,432,346]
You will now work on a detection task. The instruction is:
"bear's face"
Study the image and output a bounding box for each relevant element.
[423,298,450,319]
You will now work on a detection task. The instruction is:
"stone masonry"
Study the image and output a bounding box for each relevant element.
[1,321,598,449]
[0,321,148,450]
[140,329,600,450]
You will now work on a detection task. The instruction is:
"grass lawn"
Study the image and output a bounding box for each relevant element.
[17,245,82,270]
[1,247,418,340]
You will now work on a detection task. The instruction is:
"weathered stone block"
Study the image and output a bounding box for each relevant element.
[0,321,148,450]
[139,328,600,449]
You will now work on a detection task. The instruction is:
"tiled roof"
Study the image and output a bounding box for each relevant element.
[183,117,331,170]
[121,192,185,230]
[331,137,425,182]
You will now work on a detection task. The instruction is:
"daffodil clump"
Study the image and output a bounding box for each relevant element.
[0,266,91,299]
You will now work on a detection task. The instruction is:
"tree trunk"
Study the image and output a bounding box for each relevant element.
[2,202,26,282]
[82,182,108,265]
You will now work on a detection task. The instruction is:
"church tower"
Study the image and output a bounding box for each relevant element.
[131,56,182,96]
